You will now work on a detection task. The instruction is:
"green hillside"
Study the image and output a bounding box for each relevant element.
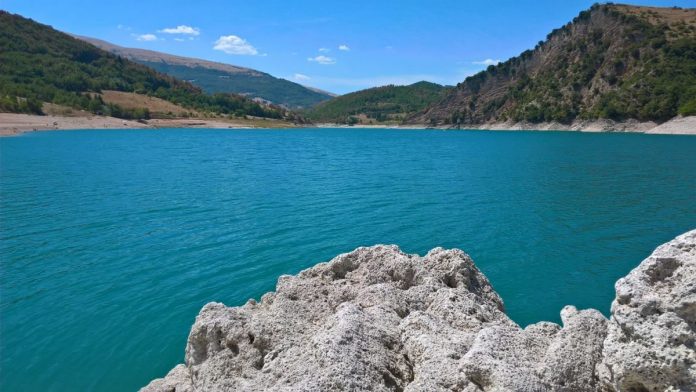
[0,11,285,120]
[306,81,452,124]
[411,4,696,125]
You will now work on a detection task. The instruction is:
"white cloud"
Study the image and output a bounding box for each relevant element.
[135,34,158,41]
[159,25,200,36]
[338,44,350,51]
[473,59,501,66]
[318,47,330,53]
[213,35,259,55]
[308,55,336,65]
[293,73,311,81]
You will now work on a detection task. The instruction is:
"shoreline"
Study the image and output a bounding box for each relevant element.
[0,113,300,137]
[2,113,694,136]
[316,115,696,135]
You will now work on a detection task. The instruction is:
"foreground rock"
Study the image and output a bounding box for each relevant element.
[142,230,696,391]
[598,230,696,391]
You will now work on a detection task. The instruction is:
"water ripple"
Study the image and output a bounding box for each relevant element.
[1,129,695,391]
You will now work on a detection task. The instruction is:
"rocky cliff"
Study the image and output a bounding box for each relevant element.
[143,230,696,391]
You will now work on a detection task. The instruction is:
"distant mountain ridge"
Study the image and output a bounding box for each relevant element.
[409,4,696,126]
[305,81,452,124]
[78,36,335,109]
[75,36,263,75]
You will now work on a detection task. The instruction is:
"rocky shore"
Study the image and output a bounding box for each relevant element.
[3,113,694,136]
[466,116,696,135]
[143,230,695,391]
[465,116,696,135]
[317,116,696,135]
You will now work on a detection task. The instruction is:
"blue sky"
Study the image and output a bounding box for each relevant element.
[2,0,694,94]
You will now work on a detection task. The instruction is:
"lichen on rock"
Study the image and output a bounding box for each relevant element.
[142,230,696,392]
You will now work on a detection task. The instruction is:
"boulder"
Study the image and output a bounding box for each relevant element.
[142,230,696,392]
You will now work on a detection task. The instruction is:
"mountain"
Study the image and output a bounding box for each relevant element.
[305,81,452,124]
[410,4,696,126]
[0,11,289,120]
[78,36,334,109]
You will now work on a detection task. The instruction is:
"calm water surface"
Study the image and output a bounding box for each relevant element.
[1,128,695,391]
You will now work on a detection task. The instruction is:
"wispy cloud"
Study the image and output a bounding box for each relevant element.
[473,59,501,66]
[117,24,132,31]
[159,25,200,36]
[308,55,336,65]
[213,35,259,55]
[318,47,330,53]
[338,44,350,51]
[134,33,158,42]
[293,73,311,81]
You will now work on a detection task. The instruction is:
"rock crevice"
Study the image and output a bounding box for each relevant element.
[143,231,696,392]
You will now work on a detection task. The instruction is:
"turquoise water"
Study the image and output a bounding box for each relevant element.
[1,128,695,391]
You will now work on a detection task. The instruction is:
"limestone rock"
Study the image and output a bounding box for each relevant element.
[598,230,696,391]
[142,230,696,392]
[140,364,193,392]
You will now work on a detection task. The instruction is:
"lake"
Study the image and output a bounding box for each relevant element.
[1,128,695,391]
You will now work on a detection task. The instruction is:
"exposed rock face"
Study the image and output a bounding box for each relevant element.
[598,230,696,391]
[142,230,696,392]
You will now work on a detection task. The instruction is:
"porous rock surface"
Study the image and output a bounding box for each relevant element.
[598,230,696,391]
[142,230,696,392]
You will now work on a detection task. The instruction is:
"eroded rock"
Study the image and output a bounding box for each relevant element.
[598,230,696,392]
[142,230,696,392]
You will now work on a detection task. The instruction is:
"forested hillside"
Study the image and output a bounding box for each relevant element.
[410,4,696,125]
[306,81,451,124]
[0,11,286,120]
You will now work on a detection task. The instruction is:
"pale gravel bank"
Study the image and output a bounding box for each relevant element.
[471,116,696,134]
[143,230,696,392]
[3,113,694,136]
[318,116,696,134]
[0,113,147,136]
[0,113,290,136]
[645,116,696,134]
